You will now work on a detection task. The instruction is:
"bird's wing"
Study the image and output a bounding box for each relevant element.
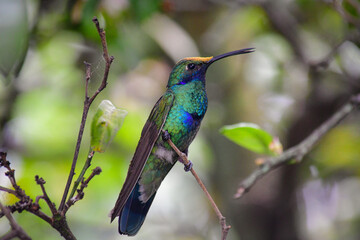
[111,90,174,222]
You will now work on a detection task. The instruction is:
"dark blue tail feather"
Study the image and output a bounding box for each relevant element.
[119,183,156,236]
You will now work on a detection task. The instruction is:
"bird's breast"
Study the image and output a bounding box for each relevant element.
[164,84,207,150]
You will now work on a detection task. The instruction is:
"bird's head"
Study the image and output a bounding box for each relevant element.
[167,48,254,88]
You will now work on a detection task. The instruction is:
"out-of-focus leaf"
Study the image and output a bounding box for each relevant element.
[343,0,359,18]
[91,100,127,153]
[0,0,29,83]
[313,125,360,177]
[220,122,276,155]
[130,0,163,22]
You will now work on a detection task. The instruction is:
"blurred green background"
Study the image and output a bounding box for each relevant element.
[1,0,360,239]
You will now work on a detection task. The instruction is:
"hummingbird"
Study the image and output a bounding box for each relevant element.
[111,48,254,236]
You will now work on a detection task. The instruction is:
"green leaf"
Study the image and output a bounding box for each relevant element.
[91,100,127,153]
[220,122,275,155]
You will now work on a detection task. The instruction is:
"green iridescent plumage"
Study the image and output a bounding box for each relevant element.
[111,48,254,236]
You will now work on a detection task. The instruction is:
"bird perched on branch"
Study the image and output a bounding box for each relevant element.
[111,48,254,236]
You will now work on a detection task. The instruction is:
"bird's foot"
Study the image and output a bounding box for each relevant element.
[162,130,192,172]
[162,130,171,142]
[183,160,193,172]
[179,157,192,172]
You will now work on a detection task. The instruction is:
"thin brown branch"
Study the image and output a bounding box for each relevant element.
[89,17,114,103]
[35,175,57,216]
[0,201,32,240]
[64,167,102,213]
[27,209,53,225]
[165,135,231,240]
[58,90,91,213]
[59,16,114,213]
[0,17,112,240]
[0,185,17,195]
[1,152,20,192]
[2,152,71,238]
[234,93,360,199]
[67,150,95,204]
[309,39,346,71]
[1,152,30,200]
[84,61,91,100]
[0,230,18,240]
[308,31,360,76]
[1,151,53,225]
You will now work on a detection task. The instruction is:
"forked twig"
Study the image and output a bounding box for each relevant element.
[35,175,57,216]
[0,17,113,240]
[234,93,360,199]
[0,152,53,225]
[59,17,114,213]
[66,150,95,203]
[64,166,102,213]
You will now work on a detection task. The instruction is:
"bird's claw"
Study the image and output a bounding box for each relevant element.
[184,160,193,172]
[162,130,171,142]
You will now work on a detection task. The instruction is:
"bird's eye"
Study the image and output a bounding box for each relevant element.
[187,63,196,70]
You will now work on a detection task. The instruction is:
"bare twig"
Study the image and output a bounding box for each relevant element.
[67,150,95,203]
[0,185,17,195]
[1,157,73,237]
[35,175,57,216]
[64,166,102,213]
[309,39,346,71]
[0,152,53,225]
[89,17,114,103]
[234,93,360,199]
[84,61,91,100]
[58,78,91,213]
[1,17,113,240]
[0,152,20,193]
[308,31,360,75]
[165,136,231,240]
[1,151,29,200]
[59,16,114,213]
[0,201,31,240]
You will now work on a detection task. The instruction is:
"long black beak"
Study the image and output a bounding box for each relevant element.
[207,48,255,66]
